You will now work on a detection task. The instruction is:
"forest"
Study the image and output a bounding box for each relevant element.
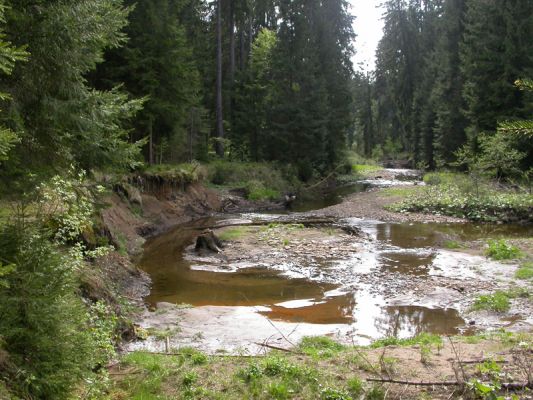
[0,0,532,399]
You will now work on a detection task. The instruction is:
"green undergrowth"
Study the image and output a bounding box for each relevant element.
[388,172,533,222]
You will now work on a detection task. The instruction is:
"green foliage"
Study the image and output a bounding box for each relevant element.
[515,262,533,280]
[485,240,522,260]
[0,222,107,399]
[471,292,511,313]
[0,0,27,164]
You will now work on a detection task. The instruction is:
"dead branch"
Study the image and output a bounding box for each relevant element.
[254,342,302,354]
[366,378,533,391]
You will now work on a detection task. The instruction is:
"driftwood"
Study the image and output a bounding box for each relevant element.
[195,229,224,253]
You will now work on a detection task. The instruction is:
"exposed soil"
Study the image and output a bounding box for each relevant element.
[314,188,466,223]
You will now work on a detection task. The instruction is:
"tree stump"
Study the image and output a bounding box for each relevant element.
[195,229,224,253]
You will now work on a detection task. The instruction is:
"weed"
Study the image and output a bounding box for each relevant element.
[238,363,263,382]
[268,382,290,400]
[365,385,385,400]
[182,371,198,387]
[486,239,522,260]
[321,387,353,400]
[419,344,433,365]
[471,291,510,312]
[515,262,533,280]
[346,377,364,398]
[477,359,502,379]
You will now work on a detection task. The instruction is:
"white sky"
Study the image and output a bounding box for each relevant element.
[349,0,385,72]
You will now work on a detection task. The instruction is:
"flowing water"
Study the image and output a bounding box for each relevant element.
[135,174,533,351]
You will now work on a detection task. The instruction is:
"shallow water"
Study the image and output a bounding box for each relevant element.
[139,213,531,345]
[137,171,532,348]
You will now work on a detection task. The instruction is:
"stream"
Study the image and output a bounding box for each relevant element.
[129,171,533,354]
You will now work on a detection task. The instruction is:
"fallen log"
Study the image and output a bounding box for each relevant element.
[197,217,340,231]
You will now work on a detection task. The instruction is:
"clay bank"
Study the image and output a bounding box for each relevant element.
[125,170,533,355]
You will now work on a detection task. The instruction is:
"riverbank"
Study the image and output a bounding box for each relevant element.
[110,332,533,400]
[100,166,532,399]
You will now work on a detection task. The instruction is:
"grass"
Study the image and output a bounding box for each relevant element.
[218,227,252,241]
[298,336,345,359]
[352,164,381,176]
[485,239,523,260]
[370,333,443,349]
[515,262,533,280]
[108,333,533,400]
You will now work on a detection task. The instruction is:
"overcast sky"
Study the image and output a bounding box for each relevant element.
[349,0,385,72]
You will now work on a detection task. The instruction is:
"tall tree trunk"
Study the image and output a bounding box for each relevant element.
[215,0,225,157]
[239,27,245,70]
[228,0,236,127]
[149,117,154,165]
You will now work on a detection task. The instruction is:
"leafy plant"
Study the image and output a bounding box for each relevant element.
[471,292,510,313]
[485,240,522,260]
